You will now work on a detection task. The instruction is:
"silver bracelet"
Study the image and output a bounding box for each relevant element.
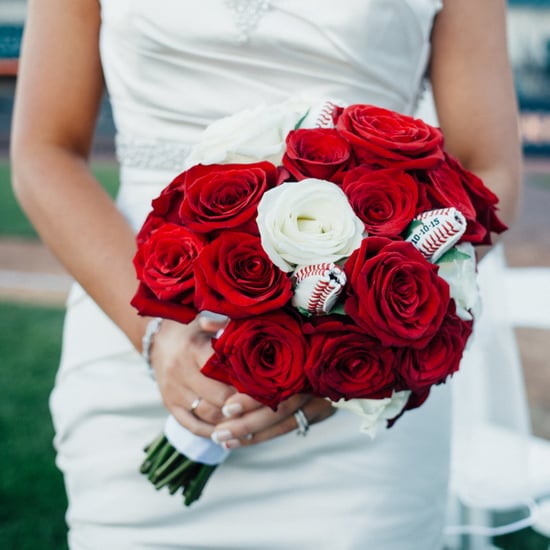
[141,317,163,379]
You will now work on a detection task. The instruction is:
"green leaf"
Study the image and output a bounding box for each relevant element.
[403,219,424,239]
[294,109,311,130]
[436,247,470,264]
[329,303,347,316]
[296,306,313,317]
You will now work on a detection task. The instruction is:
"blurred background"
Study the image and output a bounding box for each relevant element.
[0,1,549,549]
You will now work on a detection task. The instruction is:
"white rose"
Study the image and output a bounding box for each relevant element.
[186,97,346,167]
[332,391,411,438]
[436,242,481,321]
[185,98,321,167]
[257,179,365,272]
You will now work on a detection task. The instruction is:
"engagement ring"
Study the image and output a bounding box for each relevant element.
[190,397,202,416]
[294,408,309,436]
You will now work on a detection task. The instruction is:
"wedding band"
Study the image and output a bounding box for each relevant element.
[294,408,309,437]
[190,397,202,415]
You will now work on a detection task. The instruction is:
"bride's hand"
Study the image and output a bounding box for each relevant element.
[149,314,234,438]
[210,393,336,449]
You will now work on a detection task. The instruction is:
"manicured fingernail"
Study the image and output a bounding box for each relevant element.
[222,439,241,450]
[199,311,229,322]
[211,429,233,444]
[222,403,243,418]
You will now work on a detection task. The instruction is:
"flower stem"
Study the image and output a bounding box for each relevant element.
[154,458,195,491]
[147,441,174,481]
[150,448,184,480]
[140,434,168,474]
[183,464,217,507]
[140,432,218,506]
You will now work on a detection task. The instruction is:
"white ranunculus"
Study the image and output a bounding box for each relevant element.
[332,391,411,438]
[257,179,365,272]
[436,242,481,321]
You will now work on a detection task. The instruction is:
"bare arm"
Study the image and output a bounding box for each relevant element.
[430,0,522,229]
[10,0,237,434]
[11,0,333,442]
[10,0,148,347]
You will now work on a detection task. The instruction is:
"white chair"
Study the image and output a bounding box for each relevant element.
[446,245,550,549]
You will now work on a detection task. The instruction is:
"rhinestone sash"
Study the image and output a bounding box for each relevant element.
[115,135,192,172]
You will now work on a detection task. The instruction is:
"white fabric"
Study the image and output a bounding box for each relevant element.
[447,247,550,539]
[99,0,442,144]
[416,87,550,540]
[50,1,463,548]
[503,268,550,329]
[446,258,550,543]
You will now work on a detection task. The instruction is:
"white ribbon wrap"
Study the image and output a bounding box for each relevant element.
[164,415,230,465]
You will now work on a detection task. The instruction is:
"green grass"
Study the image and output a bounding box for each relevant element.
[0,302,68,549]
[0,160,119,238]
[495,528,550,550]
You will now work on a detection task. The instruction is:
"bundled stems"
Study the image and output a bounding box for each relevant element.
[140,433,218,506]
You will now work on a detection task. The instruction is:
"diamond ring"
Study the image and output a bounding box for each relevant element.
[190,397,202,416]
[294,408,309,436]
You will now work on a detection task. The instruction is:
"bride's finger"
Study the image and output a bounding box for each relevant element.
[170,404,217,439]
[184,393,225,425]
[187,366,236,407]
[211,395,310,446]
[197,311,229,335]
[220,393,264,419]
[248,399,336,446]
[156,370,228,424]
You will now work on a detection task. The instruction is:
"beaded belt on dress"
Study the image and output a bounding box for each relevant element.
[115,135,192,171]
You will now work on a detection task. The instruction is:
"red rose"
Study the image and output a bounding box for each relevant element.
[136,214,164,247]
[282,128,354,183]
[194,232,293,318]
[304,316,396,401]
[397,303,473,392]
[419,155,489,242]
[445,153,507,244]
[342,166,419,237]
[136,170,189,245]
[344,237,450,348]
[202,310,309,409]
[131,223,204,323]
[421,161,476,217]
[150,170,187,224]
[178,162,278,236]
[336,104,445,169]
[421,153,508,245]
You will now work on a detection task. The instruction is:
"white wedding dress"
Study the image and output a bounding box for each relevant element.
[50,1,458,548]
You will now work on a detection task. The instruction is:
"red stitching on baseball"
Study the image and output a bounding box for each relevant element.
[294,262,334,282]
[315,101,337,128]
[416,208,453,221]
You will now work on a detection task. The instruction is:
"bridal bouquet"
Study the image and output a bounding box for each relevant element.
[131,98,507,505]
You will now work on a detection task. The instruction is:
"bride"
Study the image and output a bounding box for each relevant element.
[11,1,521,548]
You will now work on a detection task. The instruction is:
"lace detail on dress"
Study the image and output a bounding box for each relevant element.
[224,0,271,43]
[115,135,191,171]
